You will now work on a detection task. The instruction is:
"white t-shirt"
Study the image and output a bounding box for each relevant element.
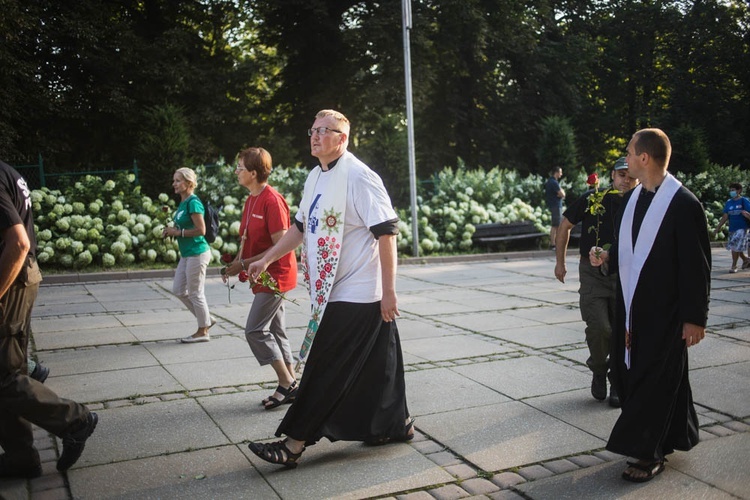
[297,153,397,303]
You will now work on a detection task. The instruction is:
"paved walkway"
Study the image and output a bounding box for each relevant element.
[2,248,749,500]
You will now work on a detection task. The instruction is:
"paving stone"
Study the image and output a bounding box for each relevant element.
[210,387,237,394]
[460,478,500,495]
[517,464,554,481]
[159,393,186,401]
[592,450,621,462]
[40,462,58,476]
[415,401,604,472]
[134,396,161,404]
[567,454,605,468]
[452,357,589,400]
[188,390,212,397]
[542,459,579,474]
[428,484,470,499]
[722,420,750,433]
[487,490,526,500]
[412,440,446,455]
[703,411,733,423]
[30,473,65,492]
[426,451,461,467]
[34,435,55,451]
[703,424,735,437]
[397,492,435,500]
[105,400,132,409]
[38,449,56,463]
[443,464,477,480]
[699,429,719,440]
[31,488,69,500]
[690,362,750,418]
[411,430,429,442]
[46,366,182,404]
[405,368,510,416]
[490,472,526,489]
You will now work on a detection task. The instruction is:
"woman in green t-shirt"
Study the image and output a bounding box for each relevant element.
[162,167,215,343]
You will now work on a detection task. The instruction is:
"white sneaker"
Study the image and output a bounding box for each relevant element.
[730,267,739,274]
[181,334,210,343]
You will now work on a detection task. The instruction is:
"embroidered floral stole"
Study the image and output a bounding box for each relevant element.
[619,173,681,369]
[296,156,350,369]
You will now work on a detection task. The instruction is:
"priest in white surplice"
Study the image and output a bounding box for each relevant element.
[246,110,412,468]
[590,128,711,483]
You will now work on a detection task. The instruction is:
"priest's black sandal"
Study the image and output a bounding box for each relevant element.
[248,440,304,469]
[262,381,298,410]
[365,418,415,446]
[621,460,665,483]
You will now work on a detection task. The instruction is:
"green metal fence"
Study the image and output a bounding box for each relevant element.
[12,156,139,190]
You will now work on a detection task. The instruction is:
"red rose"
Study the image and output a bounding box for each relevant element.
[315,280,322,290]
[324,263,332,272]
[221,253,234,264]
[321,251,328,259]
[317,295,324,304]
[238,271,249,283]
[317,238,325,247]
[320,271,326,279]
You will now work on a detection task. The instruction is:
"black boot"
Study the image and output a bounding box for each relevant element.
[591,374,607,400]
[57,412,98,471]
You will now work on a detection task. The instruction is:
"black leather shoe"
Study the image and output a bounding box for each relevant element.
[57,412,98,471]
[591,374,607,400]
[0,454,42,479]
[609,386,621,408]
[30,363,50,383]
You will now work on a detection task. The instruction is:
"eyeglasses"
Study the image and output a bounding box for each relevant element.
[307,127,342,136]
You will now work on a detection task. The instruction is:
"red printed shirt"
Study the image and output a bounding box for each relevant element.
[239,185,297,294]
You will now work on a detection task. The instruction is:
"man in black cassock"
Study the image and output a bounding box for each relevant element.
[590,128,711,483]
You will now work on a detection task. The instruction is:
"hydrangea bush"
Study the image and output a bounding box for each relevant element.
[32,163,739,269]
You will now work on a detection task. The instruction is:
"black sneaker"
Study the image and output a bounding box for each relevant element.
[591,374,607,401]
[0,454,42,479]
[30,363,50,383]
[609,386,621,408]
[57,412,98,471]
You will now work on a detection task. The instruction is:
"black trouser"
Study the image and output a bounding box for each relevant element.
[0,267,88,466]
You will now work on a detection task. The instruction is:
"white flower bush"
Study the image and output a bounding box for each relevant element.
[32,163,740,269]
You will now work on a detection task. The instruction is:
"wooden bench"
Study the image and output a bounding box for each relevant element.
[472,221,547,248]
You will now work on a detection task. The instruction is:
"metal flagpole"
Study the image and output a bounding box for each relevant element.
[402,0,419,257]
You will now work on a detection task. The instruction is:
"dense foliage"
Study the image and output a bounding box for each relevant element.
[31,163,748,270]
[2,0,748,204]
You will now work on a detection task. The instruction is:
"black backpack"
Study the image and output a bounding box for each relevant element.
[202,200,220,244]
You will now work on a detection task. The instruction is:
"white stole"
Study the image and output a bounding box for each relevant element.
[618,173,681,369]
[295,154,351,369]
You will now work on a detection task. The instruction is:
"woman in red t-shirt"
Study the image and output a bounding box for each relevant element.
[222,147,299,409]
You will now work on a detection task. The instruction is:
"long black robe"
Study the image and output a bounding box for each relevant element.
[606,185,711,461]
[276,301,409,445]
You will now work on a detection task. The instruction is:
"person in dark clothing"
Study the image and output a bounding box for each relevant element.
[555,157,638,406]
[590,129,711,483]
[0,160,98,478]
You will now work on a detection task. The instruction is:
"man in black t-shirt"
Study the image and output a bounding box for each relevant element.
[0,160,98,478]
[553,157,638,406]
